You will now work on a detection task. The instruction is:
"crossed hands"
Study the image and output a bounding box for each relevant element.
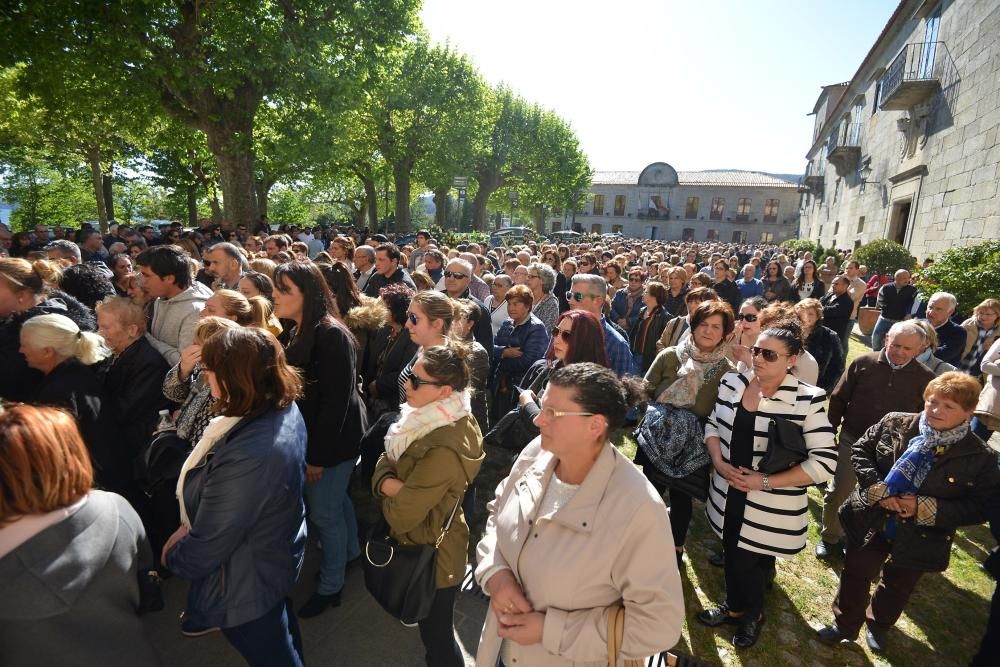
[486,570,544,646]
[713,458,765,493]
[879,493,917,519]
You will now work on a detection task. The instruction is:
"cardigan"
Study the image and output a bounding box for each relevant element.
[704,371,837,558]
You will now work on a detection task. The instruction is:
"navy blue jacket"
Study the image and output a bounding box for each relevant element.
[610,289,644,331]
[934,319,967,367]
[167,405,308,628]
[493,314,550,387]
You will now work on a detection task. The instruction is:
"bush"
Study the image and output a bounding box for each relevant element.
[851,239,915,276]
[783,239,820,255]
[915,240,1000,317]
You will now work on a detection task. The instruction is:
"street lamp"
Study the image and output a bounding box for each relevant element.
[453,176,468,233]
[507,189,518,230]
[859,162,878,193]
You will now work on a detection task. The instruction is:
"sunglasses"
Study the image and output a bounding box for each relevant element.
[405,369,447,390]
[550,326,572,342]
[565,291,598,302]
[736,313,758,322]
[750,346,787,363]
[407,313,419,325]
[578,261,591,267]
[443,271,468,280]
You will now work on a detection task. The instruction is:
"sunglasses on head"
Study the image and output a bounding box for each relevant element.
[565,291,597,302]
[550,326,572,342]
[736,313,758,322]
[403,368,447,390]
[443,270,467,280]
[750,346,785,363]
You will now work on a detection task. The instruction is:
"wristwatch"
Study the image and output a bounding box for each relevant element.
[762,473,771,491]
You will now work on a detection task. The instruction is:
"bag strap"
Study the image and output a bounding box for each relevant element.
[606,601,642,667]
[434,447,471,549]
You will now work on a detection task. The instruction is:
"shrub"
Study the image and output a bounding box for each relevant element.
[851,239,915,276]
[915,240,1000,317]
[783,239,821,255]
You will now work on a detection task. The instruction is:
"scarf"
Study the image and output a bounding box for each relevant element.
[960,325,996,374]
[176,415,242,528]
[385,390,471,463]
[657,336,728,408]
[884,413,969,496]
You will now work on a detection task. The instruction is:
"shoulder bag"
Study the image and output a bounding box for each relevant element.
[757,416,808,474]
[142,428,192,495]
[608,601,713,667]
[363,494,463,625]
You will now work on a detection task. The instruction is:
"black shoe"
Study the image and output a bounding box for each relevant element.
[298,590,342,618]
[180,615,221,637]
[732,614,765,649]
[696,604,742,627]
[815,540,843,560]
[816,624,854,645]
[865,625,888,653]
[709,551,725,567]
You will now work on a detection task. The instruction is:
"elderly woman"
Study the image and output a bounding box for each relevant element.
[475,363,684,665]
[637,301,736,561]
[817,372,1000,653]
[492,285,550,419]
[162,327,307,664]
[698,320,837,649]
[973,336,1000,441]
[794,298,845,392]
[0,405,159,667]
[527,263,559,331]
[911,320,957,375]
[540,249,569,312]
[373,341,484,666]
[629,280,673,374]
[960,298,1000,379]
[485,275,512,336]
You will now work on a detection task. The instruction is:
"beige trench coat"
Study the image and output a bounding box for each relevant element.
[474,438,684,666]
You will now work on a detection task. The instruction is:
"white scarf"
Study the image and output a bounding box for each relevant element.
[176,415,242,528]
[385,390,471,463]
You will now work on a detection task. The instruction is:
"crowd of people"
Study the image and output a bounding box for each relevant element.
[1,218,999,666]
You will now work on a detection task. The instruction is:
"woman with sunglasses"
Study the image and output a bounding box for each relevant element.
[637,301,736,565]
[400,290,458,403]
[475,363,683,665]
[761,260,793,303]
[373,340,484,667]
[272,260,367,619]
[726,297,768,369]
[697,320,836,649]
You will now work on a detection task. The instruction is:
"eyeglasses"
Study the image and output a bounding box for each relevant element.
[527,273,540,279]
[550,326,572,342]
[565,291,599,302]
[443,271,468,280]
[403,368,447,390]
[407,313,420,325]
[578,261,591,267]
[537,406,597,420]
[736,313,758,322]
[750,346,787,363]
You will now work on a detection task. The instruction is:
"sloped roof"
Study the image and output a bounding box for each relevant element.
[592,170,800,188]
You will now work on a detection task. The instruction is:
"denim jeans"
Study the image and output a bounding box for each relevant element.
[304,459,360,594]
[839,319,855,355]
[870,316,896,352]
[222,598,304,667]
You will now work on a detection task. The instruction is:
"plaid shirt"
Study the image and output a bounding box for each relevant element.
[602,318,637,377]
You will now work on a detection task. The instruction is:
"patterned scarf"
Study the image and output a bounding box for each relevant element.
[884,413,969,496]
[385,390,471,463]
[657,337,728,408]
[960,325,996,375]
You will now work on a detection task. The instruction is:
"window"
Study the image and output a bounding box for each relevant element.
[735,198,751,221]
[709,197,724,220]
[731,230,747,243]
[834,220,840,235]
[760,231,774,243]
[763,199,779,223]
[613,195,625,216]
[551,220,562,231]
[685,197,699,219]
[591,223,602,234]
[706,229,719,241]
[872,80,881,115]
[818,225,823,240]
[682,228,695,241]
[612,224,623,233]
[857,216,865,233]
[593,195,605,216]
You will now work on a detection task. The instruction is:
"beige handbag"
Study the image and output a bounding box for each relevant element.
[606,602,642,667]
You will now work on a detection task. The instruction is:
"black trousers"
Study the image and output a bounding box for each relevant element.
[417,586,463,667]
[971,582,1000,666]
[723,546,768,620]
[636,448,694,548]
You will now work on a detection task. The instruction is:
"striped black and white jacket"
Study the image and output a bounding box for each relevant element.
[704,370,837,558]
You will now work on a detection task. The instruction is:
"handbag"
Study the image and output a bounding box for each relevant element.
[607,601,713,667]
[142,429,192,495]
[483,405,537,452]
[363,494,463,624]
[756,416,808,474]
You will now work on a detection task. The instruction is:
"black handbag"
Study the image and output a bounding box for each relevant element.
[483,405,537,452]
[142,429,192,494]
[757,416,808,474]
[363,495,463,624]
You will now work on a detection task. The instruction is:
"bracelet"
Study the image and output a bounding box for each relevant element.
[762,473,771,491]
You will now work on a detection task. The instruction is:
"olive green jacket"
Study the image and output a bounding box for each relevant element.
[373,415,484,588]
[644,347,734,419]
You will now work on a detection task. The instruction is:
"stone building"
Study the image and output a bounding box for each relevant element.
[548,162,801,243]
[798,0,1000,259]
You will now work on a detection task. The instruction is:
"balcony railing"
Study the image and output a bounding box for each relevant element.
[879,41,951,110]
[827,122,863,176]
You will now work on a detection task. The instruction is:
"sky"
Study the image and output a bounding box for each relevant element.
[420,0,900,176]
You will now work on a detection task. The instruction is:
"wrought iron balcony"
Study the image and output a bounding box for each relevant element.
[827,122,862,177]
[803,161,825,191]
[879,41,950,110]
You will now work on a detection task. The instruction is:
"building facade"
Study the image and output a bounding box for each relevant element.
[548,162,801,243]
[798,0,1000,259]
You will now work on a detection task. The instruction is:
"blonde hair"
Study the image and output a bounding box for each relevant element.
[193,316,241,345]
[913,319,938,351]
[411,290,460,332]
[250,258,277,280]
[21,314,111,365]
[0,257,63,295]
[96,296,147,335]
[794,298,824,322]
[211,289,273,330]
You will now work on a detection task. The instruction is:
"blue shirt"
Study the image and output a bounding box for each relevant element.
[602,318,637,377]
[736,277,765,300]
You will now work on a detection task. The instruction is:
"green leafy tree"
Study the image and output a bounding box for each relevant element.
[851,239,916,276]
[915,240,1000,317]
[1,160,96,231]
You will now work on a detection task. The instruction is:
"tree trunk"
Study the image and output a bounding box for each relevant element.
[356,172,379,232]
[102,171,115,222]
[187,184,199,227]
[203,126,258,230]
[85,147,108,233]
[255,177,275,219]
[393,164,412,232]
[471,168,502,231]
[433,188,449,228]
[357,200,368,227]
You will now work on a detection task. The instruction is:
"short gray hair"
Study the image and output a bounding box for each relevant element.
[928,291,957,312]
[533,262,556,293]
[493,274,512,288]
[355,245,375,261]
[571,272,608,297]
[887,320,928,345]
[206,242,250,272]
[45,240,81,263]
[446,258,473,275]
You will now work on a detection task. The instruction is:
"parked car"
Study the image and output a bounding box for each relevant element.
[488,226,539,248]
[546,230,583,242]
